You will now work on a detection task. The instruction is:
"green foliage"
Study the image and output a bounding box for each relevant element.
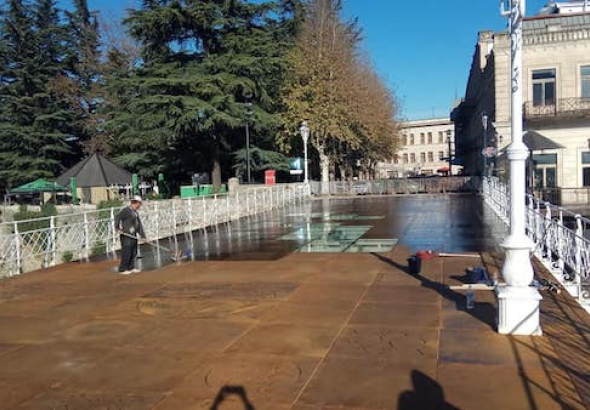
[97,199,123,219]
[106,0,302,187]
[147,193,164,200]
[0,0,80,191]
[13,203,57,233]
[233,146,290,179]
[91,241,106,257]
[62,251,74,263]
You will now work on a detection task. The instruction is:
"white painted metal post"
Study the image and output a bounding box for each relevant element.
[83,212,90,261]
[497,0,542,336]
[575,214,583,297]
[49,216,56,267]
[110,208,117,258]
[556,209,565,272]
[14,222,22,275]
[544,203,551,260]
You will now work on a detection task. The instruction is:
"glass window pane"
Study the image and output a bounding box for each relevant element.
[533,84,543,106]
[545,82,556,105]
[534,169,544,189]
[533,154,557,164]
[583,152,590,164]
[581,66,590,76]
[584,168,590,187]
[533,69,556,80]
[546,168,556,188]
[582,80,590,99]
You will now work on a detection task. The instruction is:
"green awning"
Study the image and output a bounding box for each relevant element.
[10,178,69,194]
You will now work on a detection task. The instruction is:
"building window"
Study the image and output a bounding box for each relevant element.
[410,153,416,163]
[438,131,444,143]
[582,66,590,99]
[404,135,408,146]
[532,153,557,189]
[409,134,415,145]
[419,133,425,145]
[427,132,432,144]
[532,69,556,107]
[439,151,444,160]
[428,152,433,163]
[420,152,426,163]
[403,154,409,164]
[582,152,590,187]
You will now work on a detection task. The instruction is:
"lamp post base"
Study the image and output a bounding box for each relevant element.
[496,284,542,336]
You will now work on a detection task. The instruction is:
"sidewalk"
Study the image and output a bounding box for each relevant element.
[0,245,588,409]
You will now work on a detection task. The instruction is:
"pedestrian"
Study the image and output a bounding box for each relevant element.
[115,195,146,274]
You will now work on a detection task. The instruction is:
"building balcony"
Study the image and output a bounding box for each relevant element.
[524,98,590,122]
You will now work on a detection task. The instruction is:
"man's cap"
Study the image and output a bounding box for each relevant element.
[131,195,143,203]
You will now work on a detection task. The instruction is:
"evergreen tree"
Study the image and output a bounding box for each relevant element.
[107,0,300,187]
[0,0,74,190]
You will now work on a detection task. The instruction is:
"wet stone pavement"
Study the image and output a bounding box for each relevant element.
[0,194,590,410]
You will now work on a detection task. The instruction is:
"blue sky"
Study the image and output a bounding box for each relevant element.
[76,0,550,120]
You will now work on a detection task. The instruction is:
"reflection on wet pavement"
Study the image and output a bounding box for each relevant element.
[130,194,507,272]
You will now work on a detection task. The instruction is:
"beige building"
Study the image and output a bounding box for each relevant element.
[453,3,590,204]
[378,118,458,178]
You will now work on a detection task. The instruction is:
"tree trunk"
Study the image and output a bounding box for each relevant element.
[319,149,330,195]
[211,137,222,188]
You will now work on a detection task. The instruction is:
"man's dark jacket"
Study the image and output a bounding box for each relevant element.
[115,206,145,238]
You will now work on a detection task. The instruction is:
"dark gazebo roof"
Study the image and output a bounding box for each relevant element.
[523,130,565,151]
[56,153,132,188]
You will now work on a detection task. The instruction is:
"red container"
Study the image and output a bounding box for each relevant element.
[265,170,276,185]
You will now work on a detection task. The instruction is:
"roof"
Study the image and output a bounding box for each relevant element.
[56,153,132,188]
[10,179,68,194]
[523,130,565,151]
[523,12,590,33]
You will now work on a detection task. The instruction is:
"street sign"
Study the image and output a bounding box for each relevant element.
[482,147,497,158]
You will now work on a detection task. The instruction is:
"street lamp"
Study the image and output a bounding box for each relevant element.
[498,0,541,336]
[446,129,452,176]
[244,102,253,184]
[299,121,310,184]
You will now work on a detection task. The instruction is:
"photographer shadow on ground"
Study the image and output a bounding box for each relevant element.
[398,370,461,410]
[209,385,255,410]
[371,253,496,330]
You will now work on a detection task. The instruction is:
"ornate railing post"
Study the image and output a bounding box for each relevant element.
[110,208,117,258]
[556,209,565,272]
[575,214,583,296]
[49,216,56,267]
[83,211,90,261]
[544,202,552,260]
[13,222,22,275]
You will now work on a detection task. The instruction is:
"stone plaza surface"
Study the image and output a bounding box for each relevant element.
[0,195,589,410]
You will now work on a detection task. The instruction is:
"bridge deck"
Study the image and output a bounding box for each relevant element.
[0,249,589,410]
[0,195,589,410]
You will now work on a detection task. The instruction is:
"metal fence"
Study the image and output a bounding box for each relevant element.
[483,177,590,300]
[0,184,311,278]
[311,177,480,196]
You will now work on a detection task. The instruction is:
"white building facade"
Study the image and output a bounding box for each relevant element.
[378,118,458,178]
[453,3,590,204]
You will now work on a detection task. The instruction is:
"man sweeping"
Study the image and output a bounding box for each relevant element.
[115,195,146,274]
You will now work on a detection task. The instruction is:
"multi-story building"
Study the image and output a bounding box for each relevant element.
[377,118,458,178]
[452,1,590,204]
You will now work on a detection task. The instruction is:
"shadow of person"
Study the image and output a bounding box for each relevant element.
[398,370,461,410]
[209,385,255,410]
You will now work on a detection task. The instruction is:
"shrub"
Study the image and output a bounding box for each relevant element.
[97,199,123,220]
[91,241,107,257]
[62,251,74,263]
[13,203,56,233]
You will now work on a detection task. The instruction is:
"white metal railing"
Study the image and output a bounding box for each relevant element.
[482,177,590,301]
[0,184,311,278]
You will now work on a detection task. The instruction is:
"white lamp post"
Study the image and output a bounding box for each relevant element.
[300,121,310,184]
[498,0,542,336]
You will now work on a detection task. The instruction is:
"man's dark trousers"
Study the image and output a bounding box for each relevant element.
[119,235,138,272]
